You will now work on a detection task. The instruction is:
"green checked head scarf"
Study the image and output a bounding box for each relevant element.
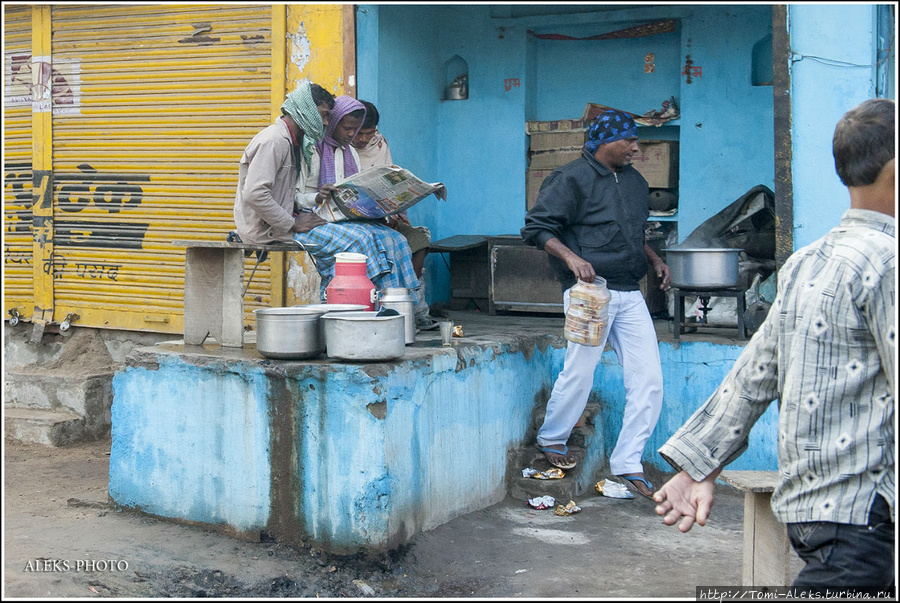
[281,80,325,169]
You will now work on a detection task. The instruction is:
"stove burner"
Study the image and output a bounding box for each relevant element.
[672,286,748,342]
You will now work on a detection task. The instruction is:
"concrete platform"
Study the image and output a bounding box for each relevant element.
[108,310,779,554]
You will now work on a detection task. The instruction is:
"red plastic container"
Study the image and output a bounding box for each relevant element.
[325,252,376,310]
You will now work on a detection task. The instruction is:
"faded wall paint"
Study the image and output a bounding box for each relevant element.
[109,356,272,533]
[284,4,350,305]
[108,337,775,551]
[287,5,347,98]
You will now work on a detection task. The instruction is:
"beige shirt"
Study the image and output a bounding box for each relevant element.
[234,119,309,244]
[355,130,393,171]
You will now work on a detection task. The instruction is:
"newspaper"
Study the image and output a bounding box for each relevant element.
[315,164,447,222]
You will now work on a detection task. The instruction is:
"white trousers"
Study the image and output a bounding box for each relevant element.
[537,288,664,475]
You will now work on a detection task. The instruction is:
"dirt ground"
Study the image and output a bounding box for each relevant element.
[3,435,804,599]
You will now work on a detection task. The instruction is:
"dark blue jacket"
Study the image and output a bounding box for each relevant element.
[521,149,650,292]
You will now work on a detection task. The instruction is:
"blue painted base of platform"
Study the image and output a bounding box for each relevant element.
[108,314,778,553]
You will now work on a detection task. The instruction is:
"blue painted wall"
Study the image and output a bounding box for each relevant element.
[109,356,273,533]
[357,5,780,304]
[357,4,890,304]
[109,337,776,552]
[788,4,884,250]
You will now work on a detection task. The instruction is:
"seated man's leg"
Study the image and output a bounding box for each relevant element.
[393,222,430,278]
[295,222,419,299]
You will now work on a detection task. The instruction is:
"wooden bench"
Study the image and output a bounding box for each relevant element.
[171,240,318,348]
[719,470,792,586]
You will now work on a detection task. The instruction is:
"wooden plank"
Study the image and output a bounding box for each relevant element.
[171,240,319,252]
[721,470,792,587]
[720,470,780,492]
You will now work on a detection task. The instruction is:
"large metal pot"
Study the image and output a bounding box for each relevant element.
[321,311,406,361]
[253,307,323,359]
[293,303,369,349]
[666,248,742,289]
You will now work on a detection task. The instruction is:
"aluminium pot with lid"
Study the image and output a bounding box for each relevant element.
[666,248,742,289]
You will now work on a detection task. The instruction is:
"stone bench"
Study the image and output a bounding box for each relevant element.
[719,470,791,586]
[171,239,319,348]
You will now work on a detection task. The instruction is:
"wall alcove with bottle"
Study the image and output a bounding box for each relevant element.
[443,54,468,100]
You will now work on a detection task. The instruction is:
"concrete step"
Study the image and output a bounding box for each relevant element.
[4,369,114,447]
[507,441,594,503]
[4,407,94,447]
[4,370,114,417]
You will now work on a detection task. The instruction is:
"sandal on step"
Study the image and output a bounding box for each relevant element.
[615,474,655,499]
[537,444,577,470]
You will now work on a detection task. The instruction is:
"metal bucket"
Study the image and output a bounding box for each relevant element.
[321,311,406,361]
[253,307,323,359]
[666,248,742,289]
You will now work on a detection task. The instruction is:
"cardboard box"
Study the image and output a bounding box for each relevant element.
[526,168,554,210]
[632,140,678,188]
[529,129,587,151]
[528,148,582,170]
[525,118,588,134]
[528,128,587,169]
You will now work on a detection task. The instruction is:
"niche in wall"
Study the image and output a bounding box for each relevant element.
[444,54,469,100]
[751,33,773,86]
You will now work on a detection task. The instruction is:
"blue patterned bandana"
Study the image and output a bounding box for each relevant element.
[584,110,637,153]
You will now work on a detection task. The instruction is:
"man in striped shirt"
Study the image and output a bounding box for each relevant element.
[653,98,895,588]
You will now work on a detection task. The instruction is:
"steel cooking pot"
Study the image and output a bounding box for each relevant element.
[293,303,368,349]
[321,311,406,361]
[666,248,741,289]
[253,307,323,359]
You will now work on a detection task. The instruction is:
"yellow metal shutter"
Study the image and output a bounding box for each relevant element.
[3,5,34,323]
[49,4,274,333]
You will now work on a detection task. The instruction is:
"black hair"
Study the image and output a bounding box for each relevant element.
[310,83,335,110]
[833,98,895,187]
[345,108,366,121]
[359,101,380,129]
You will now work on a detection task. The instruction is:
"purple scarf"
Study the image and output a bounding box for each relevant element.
[316,96,366,188]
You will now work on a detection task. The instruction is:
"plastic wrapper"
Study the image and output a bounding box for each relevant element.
[522,467,565,480]
[527,495,556,510]
[452,325,464,338]
[595,479,635,499]
[554,500,581,516]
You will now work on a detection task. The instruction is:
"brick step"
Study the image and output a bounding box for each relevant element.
[4,407,93,447]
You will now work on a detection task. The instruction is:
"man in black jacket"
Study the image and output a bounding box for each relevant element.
[521,110,671,498]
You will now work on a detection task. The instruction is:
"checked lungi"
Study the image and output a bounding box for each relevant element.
[294,221,420,301]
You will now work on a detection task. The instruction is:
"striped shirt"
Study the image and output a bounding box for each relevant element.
[659,209,895,525]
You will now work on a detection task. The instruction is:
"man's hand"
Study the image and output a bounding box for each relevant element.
[314,184,338,206]
[566,255,596,283]
[292,212,325,234]
[653,470,717,533]
[544,237,595,283]
[652,258,672,290]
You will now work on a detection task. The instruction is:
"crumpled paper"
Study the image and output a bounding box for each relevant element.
[554,500,581,516]
[527,495,556,510]
[522,467,565,480]
[595,479,635,499]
